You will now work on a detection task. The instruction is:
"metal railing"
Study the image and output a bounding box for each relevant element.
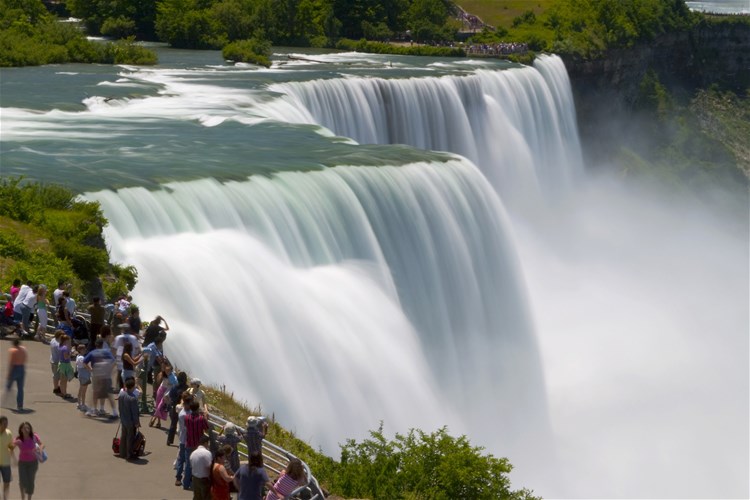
[206,413,325,500]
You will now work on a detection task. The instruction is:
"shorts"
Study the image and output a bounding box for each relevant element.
[78,371,92,385]
[0,465,10,483]
[50,362,60,382]
[93,377,112,399]
[58,362,74,381]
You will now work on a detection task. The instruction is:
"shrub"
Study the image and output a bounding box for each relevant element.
[222,38,272,67]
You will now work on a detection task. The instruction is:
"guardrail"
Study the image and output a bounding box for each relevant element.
[2,299,325,498]
[205,413,325,499]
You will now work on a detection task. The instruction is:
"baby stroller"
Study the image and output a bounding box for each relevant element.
[72,314,89,343]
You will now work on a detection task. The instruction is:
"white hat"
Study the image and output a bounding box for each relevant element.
[191,378,202,386]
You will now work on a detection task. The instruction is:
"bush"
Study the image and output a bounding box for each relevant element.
[331,424,540,500]
[335,38,464,57]
[222,38,272,67]
[101,16,137,39]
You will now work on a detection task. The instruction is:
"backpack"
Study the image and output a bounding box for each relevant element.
[132,431,146,458]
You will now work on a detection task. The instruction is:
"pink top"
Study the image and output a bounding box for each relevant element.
[13,433,40,462]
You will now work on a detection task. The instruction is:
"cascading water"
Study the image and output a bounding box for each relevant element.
[268,54,583,201]
[87,160,549,452]
[5,48,745,497]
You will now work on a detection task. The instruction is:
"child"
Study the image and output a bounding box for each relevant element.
[57,334,74,399]
[76,344,92,411]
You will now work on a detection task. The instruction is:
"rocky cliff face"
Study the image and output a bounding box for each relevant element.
[559,21,750,166]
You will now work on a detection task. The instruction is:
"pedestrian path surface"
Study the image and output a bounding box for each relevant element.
[1,337,192,499]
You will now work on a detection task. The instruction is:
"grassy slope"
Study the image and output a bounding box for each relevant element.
[457,0,555,28]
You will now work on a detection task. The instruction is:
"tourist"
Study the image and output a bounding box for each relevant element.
[12,281,32,335]
[183,399,209,490]
[188,378,208,413]
[190,434,213,500]
[116,295,130,316]
[49,330,62,396]
[57,335,74,399]
[19,286,37,337]
[143,314,169,347]
[63,291,76,317]
[52,280,65,306]
[83,338,117,418]
[4,339,27,411]
[127,306,142,336]
[117,377,140,460]
[55,296,72,337]
[167,372,190,446]
[245,416,268,457]
[120,342,142,384]
[99,325,113,351]
[211,445,235,500]
[234,454,280,500]
[9,421,43,500]
[33,285,48,343]
[0,416,12,500]
[265,458,306,500]
[174,393,193,488]
[86,297,106,350]
[75,344,91,412]
[113,325,140,389]
[217,423,243,474]
[150,363,176,429]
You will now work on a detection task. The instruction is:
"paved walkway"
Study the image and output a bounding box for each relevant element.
[1,337,193,500]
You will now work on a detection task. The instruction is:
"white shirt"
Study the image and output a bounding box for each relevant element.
[53,288,64,306]
[113,333,141,368]
[13,285,31,310]
[22,291,37,309]
[66,297,76,315]
[189,445,213,478]
[50,339,60,363]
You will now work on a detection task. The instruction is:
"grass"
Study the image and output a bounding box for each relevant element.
[456,0,555,29]
[203,385,339,493]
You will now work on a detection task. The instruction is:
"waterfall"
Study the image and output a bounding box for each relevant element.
[86,158,549,455]
[268,54,583,200]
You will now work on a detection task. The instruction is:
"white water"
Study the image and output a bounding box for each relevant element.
[78,54,749,498]
[268,54,583,202]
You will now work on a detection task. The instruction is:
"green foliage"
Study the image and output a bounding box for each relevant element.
[0,178,123,298]
[331,424,540,500]
[512,10,536,28]
[222,38,272,66]
[0,0,157,67]
[101,16,137,38]
[102,263,139,301]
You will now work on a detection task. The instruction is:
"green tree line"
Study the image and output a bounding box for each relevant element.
[0,0,156,66]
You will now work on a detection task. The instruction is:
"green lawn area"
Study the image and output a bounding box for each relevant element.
[456,0,555,29]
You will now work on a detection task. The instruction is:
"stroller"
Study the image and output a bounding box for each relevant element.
[72,314,90,344]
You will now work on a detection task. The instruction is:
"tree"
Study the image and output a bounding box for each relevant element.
[334,424,540,500]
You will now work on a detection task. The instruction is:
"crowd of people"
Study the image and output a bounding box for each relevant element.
[465,41,529,56]
[2,280,310,500]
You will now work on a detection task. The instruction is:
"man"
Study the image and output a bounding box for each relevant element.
[174,393,193,488]
[52,280,65,307]
[182,400,209,490]
[86,297,106,350]
[0,416,12,500]
[49,330,62,395]
[83,338,118,418]
[117,377,140,460]
[12,281,32,335]
[189,434,212,500]
[167,372,189,446]
[113,326,140,389]
[5,339,27,411]
[63,290,76,316]
[19,286,37,336]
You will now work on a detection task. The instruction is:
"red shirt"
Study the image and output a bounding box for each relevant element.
[184,412,208,448]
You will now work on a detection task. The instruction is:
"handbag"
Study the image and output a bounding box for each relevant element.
[112,423,121,454]
[34,443,48,463]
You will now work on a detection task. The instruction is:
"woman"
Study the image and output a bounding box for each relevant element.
[234,454,281,500]
[150,363,176,428]
[217,423,243,474]
[34,285,49,343]
[265,458,305,500]
[121,342,142,383]
[9,421,43,500]
[57,334,75,399]
[55,296,72,336]
[210,446,234,500]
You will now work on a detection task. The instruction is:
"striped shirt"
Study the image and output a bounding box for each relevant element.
[185,412,209,448]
